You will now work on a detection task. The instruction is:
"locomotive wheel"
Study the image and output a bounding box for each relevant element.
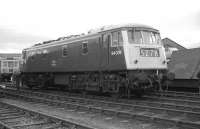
[135,93,142,98]
[19,79,23,88]
[131,88,143,98]
[111,93,119,99]
[57,85,68,90]
[127,88,131,98]
[82,89,87,97]
[118,87,126,97]
[27,85,33,90]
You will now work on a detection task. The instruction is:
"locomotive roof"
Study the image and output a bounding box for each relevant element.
[24,24,158,51]
[88,24,158,34]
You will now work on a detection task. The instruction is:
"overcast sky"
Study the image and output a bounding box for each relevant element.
[0,0,200,53]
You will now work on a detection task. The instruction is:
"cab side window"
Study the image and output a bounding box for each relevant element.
[22,51,27,63]
[103,34,111,48]
[111,31,123,47]
[82,41,88,54]
[22,51,26,60]
[62,45,68,57]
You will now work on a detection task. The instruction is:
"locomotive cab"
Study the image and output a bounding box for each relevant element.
[121,27,167,95]
[102,26,167,70]
[122,27,167,70]
[99,25,167,96]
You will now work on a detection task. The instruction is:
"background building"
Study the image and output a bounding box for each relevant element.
[0,53,22,74]
[162,38,186,60]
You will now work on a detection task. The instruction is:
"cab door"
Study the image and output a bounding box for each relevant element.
[109,31,126,70]
[100,34,111,70]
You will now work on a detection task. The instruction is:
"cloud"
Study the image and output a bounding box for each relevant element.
[0,0,200,52]
[0,27,49,53]
[189,42,200,48]
[194,11,200,28]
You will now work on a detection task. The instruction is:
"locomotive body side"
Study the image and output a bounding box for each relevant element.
[23,35,102,72]
[22,33,127,73]
[21,24,167,96]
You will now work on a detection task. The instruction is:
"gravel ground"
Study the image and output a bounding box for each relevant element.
[0,98,172,129]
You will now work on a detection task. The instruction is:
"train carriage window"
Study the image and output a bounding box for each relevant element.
[142,31,154,44]
[22,51,26,60]
[3,62,7,67]
[142,31,161,44]
[128,29,161,45]
[128,30,143,44]
[30,51,35,60]
[102,34,110,48]
[82,41,88,54]
[42,50,48,58]
[155,33,161,44]
[151,32,156,43]
[62,45,68,57]
[111,31,123,47]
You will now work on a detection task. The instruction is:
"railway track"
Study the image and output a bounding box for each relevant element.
[3,82,198,99]
[0,100,96,129]
[150,91,200,102]
[160,91,200,96]
[1,88,200,129]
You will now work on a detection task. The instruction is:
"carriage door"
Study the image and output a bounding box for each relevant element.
[100,34,110,69]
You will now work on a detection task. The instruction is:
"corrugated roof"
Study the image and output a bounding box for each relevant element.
[162,38,186,50]
[0,53,21,58]
[168,48,200,79]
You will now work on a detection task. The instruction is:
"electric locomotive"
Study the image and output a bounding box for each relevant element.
[21,24,168,96]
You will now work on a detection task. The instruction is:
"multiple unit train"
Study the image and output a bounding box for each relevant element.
[20,24,169,96]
